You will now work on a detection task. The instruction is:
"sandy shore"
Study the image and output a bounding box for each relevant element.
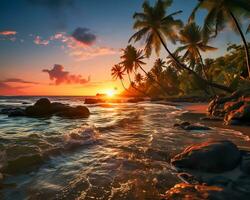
[180,103,250,138]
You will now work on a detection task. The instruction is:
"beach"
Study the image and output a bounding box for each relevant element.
[0,97,250,199]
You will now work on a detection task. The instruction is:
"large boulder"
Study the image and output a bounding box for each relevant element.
[56,106,90,118]
[171,140,241,173]
[34,98,51,107]
[25,98,52,117]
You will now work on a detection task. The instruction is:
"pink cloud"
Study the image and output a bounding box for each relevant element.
[0,31,17,36]
[42,64,90,85]
[34,36,50,46]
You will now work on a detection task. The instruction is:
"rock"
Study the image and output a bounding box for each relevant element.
[171,140,241,173]
[34,98,51,107]
[162,183,245,200]
[240,154,250,174]
[200,117,222,121]
[174,121,211,131]
[84,98,104,104]
[8,108,26,117]
[56,106,90,118]
[182,125,211,130]
[25,105,52,117]
[50,102,69,113]
[22,102,30,105]
[4,154,43,174]
[0,173,3,182]
[180,121,190,126]
[206,176,232,187]
[224,102,250,125]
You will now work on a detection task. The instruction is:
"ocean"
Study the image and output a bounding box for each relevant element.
[0,96,249,199]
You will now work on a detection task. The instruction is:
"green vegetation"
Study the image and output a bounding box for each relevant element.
[111,0,250,98]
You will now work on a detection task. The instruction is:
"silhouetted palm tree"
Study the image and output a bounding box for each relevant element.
[151,59,166,81]
[111,64,127,91]
[130,0,232,92]
[120,45,168,95]
[190,0,250,78]
[135,73,144,86]
[176,22,217,79]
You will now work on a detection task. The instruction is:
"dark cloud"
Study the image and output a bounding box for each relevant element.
[42,64,90,85]
[27,0,75,9]
[71,27,96,46]
[3,78,39,84]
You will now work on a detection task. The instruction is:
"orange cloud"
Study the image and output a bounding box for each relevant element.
[0,30,17,36]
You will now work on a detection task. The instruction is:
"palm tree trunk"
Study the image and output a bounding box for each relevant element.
[197,50,216,95]
[155,30,233,93]
[120,79,129,93]
[229,10,250,78]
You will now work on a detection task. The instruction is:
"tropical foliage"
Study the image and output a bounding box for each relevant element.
[111,0,250,98]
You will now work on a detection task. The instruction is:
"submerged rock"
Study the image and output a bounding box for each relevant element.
[171,140,241,173]
[84,98,105,104]
[7,108,26,117]
[174,121,211,131]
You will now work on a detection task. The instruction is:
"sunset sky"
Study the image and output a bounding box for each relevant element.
[0,0,249,96]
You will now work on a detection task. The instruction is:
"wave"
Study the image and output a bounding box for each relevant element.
[0,126,99,175]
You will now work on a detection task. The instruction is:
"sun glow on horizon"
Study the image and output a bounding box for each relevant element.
[106,89,115,97]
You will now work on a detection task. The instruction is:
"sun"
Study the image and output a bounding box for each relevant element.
[106,89,115,97]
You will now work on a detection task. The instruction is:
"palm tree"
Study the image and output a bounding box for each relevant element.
[176,22,217,79]
[190,0,250,78]
[135,73,144,86]
[151,58,166,81]
[120,45,168,95]
[247,24,250,34]
[111,64,127,91]
[129,0,233,93]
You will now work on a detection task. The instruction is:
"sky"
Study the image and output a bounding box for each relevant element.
[0,0,249,96]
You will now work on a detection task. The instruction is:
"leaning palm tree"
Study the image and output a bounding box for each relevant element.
[129,0,233,92]
[190,0,250,78]
[111,64,127,91]
[176,22,217,79]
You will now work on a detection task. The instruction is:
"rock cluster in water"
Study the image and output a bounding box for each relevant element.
[174,121,211,131]
[208,90,250,125]
[0,98,90,118]
[165,140,250,200]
